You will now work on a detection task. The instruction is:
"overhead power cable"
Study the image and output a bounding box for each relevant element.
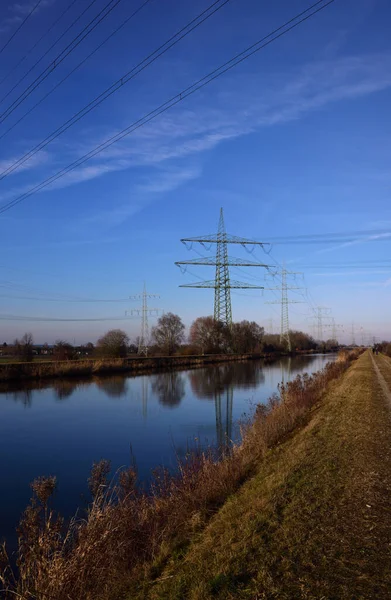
[0,0,230,172]
[0,0,124,124]
[0,294,131,302]
[0,0,335,215]
[0,314,131,322]
[0,0,43,56]
[0,0,153,143]
[0,0,100,107]
[0,0,79,87]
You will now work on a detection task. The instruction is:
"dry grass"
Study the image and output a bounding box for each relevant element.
[146,350,391,599]
[1,350,362,600]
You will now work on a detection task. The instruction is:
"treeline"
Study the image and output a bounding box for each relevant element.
[378,340,391,357]
[1,313,341,361]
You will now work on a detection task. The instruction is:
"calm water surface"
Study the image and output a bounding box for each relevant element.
[0,354,334,550]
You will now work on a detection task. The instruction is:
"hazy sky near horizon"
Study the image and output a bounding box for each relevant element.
[0,0,390,344]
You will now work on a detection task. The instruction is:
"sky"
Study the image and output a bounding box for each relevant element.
[0,0,390,345]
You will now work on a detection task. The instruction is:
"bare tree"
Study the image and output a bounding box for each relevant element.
[13,332,34,362]
[151,313,185,355]
[231,321,264,354]
[96,329,129,358]
[53,340,75,361]
[189,316,229,354]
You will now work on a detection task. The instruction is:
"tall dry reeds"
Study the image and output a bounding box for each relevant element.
[1,349,361,600]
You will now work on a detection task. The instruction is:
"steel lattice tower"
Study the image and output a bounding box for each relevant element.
[214,208,232,325]
[265,267,304,352]
[176,208,272,328]
[127,283,161,355]
[311,307,332,341]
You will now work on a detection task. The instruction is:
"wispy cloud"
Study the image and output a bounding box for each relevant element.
[1,51,391,197]
[78,165,200,228]
[0,150,49,176]
[0,0,55,33]
[315,232,391,255]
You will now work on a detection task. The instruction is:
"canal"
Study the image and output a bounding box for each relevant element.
[0,353,334,551]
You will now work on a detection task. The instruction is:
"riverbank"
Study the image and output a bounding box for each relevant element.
[0,350,316,383]
[143,350,391,599]
[4,349,385,600]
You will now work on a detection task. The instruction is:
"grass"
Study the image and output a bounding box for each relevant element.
[145,350,391,600]
[2,349,376,600]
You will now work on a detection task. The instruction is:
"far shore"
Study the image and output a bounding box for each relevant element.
[0,349,333,384]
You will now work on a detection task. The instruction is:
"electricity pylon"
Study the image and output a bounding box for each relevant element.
[265,267,304,352]
[311,307,332,341]
[176,208,272,328]
[127,283,161,355]
[324,318,343,341]
[351,322,356,346]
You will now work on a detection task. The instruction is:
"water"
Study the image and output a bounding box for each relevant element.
[0,354,334,551]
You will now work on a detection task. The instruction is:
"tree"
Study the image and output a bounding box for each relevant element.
[151,313,185,355]
[231,320,264,354]
[13,332,34,362]
[53,340,75,361]
[96,329,129,358]
[189,316,227,354]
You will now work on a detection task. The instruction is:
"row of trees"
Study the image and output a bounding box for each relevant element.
[3,313,343,361]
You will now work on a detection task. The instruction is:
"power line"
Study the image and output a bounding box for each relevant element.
[0,314,132,322]
[0,0,230,165]
[0,0,100,108]
[0,0,43,56]
[0,294,131,302]
[0,0,153,143]
[0,0,124,124]
[0,0,335,215]
[0,0,79,87]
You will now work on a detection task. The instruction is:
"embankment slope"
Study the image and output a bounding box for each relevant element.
[142,351,391,599]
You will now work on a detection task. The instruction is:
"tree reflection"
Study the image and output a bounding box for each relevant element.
[189,361,265,399]
[53,380,78,400]
[95,377,128,398]
[151,372,185,408]
[10,389,32,407]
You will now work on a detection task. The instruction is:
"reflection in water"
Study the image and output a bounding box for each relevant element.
[53,380,78,400]
[280,357,291,385]
[215,387,233,453]
[189,361,265,399]
[9,389,32,407]
[96,377,128,398]
[189,363,266,454]
[151,372,185,408]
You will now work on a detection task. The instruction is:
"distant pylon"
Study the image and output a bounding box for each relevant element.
[312,307,331,341]
[265,266,304,352]
[351,322,356,346]
[127,283,161,355]
[176,208,272,328]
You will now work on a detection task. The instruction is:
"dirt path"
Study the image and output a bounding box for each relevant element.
[371,352,391,406]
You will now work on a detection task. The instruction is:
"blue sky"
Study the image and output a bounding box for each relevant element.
[0,0,390,344]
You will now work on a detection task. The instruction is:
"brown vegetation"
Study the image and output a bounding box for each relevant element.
[0,349,362,600]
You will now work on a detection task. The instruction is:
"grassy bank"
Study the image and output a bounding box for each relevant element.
[1,349,371,600]
[148,349,391,599]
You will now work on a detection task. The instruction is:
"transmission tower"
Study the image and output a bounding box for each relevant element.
[127,283,161,355]
[311,307,332,341]
[351,322,356,346]
[324,317,343,341]
[265,267,304,352]
[176,208,272,328]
